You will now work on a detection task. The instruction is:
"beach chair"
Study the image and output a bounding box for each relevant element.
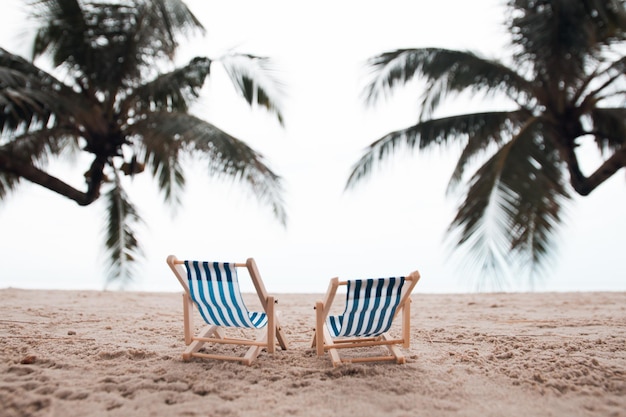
[166,255,289,365]
[312,271,420,367]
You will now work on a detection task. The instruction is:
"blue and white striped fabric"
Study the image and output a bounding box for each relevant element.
[327,277,405,338]
[185,261,268,329]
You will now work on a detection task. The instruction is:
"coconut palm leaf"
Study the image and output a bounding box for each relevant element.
[450,119,570,275]
[589,107,626,151]
[0,171,20,201]
[346,110,527,189]
[509,0,626,80]
[103,172,144,288]
[363,48,533,119]
[125,57,212,115]
[30,0,203,71]
[132,111,285,223]
[220,54,286,126]
[0,48,84,133]
[148,0,205,50]
[446,111,530,192]
[2,127,80,167]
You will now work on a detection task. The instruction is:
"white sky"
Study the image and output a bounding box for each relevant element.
[0,0,624,293]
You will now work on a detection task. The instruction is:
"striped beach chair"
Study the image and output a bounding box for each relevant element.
[312,271,420,367]
[167,255,289,365]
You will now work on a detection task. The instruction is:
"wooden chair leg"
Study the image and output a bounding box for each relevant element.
[183,293,194,345]
[274,311,289,350]
[323,327,342,367]
[243,339,265,365]
[315,301,326,356]
[382,333,406,364]
[183,325,221,361]
[267,296,275,354]
[402,298,411,348]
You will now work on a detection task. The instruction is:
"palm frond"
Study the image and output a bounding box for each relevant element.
[346,111,528,190]
[0,48,82,134]
[147,0,205,53]
[219,53,286,126]
[180,116,287,225]
[1,128,81,168]
[362,49,427,105]
[0,171,20,201]
[130,112,287,224]
[447,110,530,193]
[103,172,144,288]
[508,0,626,85]
[120,0,204,77]
[149,149,185,210]
[29,0,204,93]
[589,107,626,152]
[30,0,87,65]
[449,120,571,282]
[124,57,211,115]
[576,56,626,112]
[579,0,626,43]
[129,113,186,209]
[362,48,532,119]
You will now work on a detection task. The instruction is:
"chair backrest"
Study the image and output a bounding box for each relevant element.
[185,260,267,328]
[328,277,406,338]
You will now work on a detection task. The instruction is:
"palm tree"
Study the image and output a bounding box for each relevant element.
[0,0,286,287]
[347,0,626,287]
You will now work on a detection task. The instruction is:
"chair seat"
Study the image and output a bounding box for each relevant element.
[326,277,405,338]
[186,260,269,329]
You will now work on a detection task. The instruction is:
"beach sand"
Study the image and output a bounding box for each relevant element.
[0,288,624,417]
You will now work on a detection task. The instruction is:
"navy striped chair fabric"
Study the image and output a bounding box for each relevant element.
[326,277,405,338]
[184,260,268,329]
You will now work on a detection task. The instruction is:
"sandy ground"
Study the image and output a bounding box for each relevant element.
[0,288,624,417]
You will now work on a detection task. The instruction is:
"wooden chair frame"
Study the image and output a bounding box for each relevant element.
[312,271,420,367]
[167,255,289,365]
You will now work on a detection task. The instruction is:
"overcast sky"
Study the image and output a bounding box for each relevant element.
[1,0,624,294]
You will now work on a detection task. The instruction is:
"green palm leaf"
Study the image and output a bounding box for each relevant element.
[130,111,286,224]
[363,48,533,119]
[103,172,144,287]
[450,120,570,277]
[126,57,212,115]
[0,48,83,133]
[220,54,286,126]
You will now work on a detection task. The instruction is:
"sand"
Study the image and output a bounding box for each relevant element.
[0,288,624,417]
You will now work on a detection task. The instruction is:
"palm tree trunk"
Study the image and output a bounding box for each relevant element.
[560,143,626,196]
[0,153,104,206]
